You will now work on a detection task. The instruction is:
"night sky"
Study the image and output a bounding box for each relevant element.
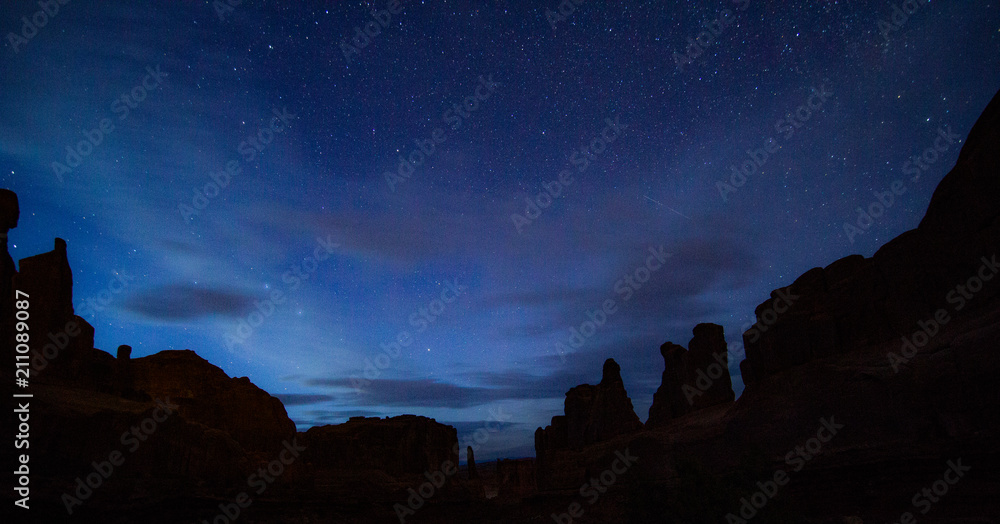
[2,1,998,460]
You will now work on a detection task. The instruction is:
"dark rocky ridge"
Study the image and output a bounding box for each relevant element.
[528,88,1000,521]
[0,200,463,522]
[740,89,1000,385]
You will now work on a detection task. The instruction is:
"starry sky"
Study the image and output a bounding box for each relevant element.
[2,1,998,460]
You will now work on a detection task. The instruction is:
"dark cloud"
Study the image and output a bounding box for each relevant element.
[479,234,757,315]
[309,378,566,409]
[273,394,335,406]
[123,284,256,320]
[308,409,384,420]
[291,409,385,427]
[460,369,591,397]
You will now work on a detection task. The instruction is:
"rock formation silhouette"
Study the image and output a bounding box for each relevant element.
[1,189,18,378]
[467,445,478,480]
[647,323,734,428]
[0,193,462,519]
[535,358,643,459]
[534,358,644,491]
[112,344,141,399]
[740,91,1000,385]
[531,90,1000,518]
[302,415,458,479]
[11,236,97,388]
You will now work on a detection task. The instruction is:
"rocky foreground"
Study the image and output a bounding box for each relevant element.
[2,88,999,523]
